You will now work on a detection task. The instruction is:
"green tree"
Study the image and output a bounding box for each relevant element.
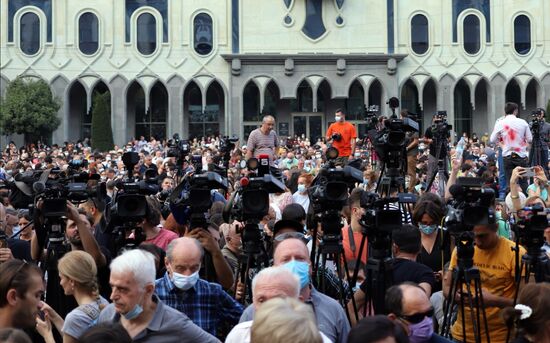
[546,99,550,122]
[91,91,114,151]
[0,76,61,144]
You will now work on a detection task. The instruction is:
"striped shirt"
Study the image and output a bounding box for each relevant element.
[246,128,278,163]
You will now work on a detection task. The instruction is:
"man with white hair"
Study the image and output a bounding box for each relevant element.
[239,238,351,343]
[98,249,219,343]
[225,266,331,343]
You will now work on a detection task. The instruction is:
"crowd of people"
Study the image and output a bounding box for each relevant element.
[1,102,550,343]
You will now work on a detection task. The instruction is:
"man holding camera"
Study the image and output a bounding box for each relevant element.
[490,102,532,193]
[326,109,357,166]
[423,113,451,189]
[529,107,550,175]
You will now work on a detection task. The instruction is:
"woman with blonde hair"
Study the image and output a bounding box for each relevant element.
[36,250,108,343]
[251,297,325,343]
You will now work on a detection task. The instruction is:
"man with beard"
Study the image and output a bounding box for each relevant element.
[31,202,110,318]
[0,259,45,329]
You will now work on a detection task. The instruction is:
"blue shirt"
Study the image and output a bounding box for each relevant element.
[155,273,243,336]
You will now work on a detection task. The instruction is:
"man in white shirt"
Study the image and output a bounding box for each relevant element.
[490,102,532,192]
[225,266,332,343]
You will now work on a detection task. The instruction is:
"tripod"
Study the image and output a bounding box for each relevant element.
[311,210,358,323]
[425,133,449,198]
[441,233,490,343]
[233,221,270,304]
[360,237,393,315]
[528,128,549,177]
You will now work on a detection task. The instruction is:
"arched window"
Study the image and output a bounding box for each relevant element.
[514,15,531,55]
[411,14,429,55]
[78,12,99,55]
[136,13,156,55]
[463,15,481,54]
[20,12,40,55]
[194,13,213,55]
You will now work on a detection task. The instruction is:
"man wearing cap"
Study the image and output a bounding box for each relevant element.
[326,109,357,166]
[246,115,279,165]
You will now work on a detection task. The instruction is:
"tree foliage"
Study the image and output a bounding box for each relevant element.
[91,91,114,151]
[0,76,61,143]
[546,99,550,122]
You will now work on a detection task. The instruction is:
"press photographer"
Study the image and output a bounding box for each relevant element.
[423,112,451,195]
[442,177,525,343]
[528,107,550,175]
[326,109,357,166]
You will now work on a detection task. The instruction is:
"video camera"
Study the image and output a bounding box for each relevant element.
[105,152,159,249]
[445,177,496,232]
[431,111,452,137]
[308,148,362,237]
[529,109,545,136]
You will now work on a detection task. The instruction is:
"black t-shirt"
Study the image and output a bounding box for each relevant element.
[7,238,32,261]
[424,127,450,158]
[391,258,435,290]
[416,230,451,293]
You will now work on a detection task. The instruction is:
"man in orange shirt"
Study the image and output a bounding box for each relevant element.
[326,109,357,166]
[341,189,368,267]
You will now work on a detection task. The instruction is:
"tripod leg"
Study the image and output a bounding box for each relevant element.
[441,271,459,337]
[474,278,491,343]
[464,280,481,343]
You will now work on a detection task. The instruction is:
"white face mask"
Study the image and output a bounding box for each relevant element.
[335,116,342,122]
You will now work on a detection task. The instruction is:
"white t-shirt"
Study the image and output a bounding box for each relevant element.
[292,191,310,213]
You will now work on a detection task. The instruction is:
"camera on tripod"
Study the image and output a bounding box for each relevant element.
[529,110,545,134]
[431,111,452,136]
[515,204,550,258]
[445,177,495,232]
[104,152,160,248]
[167,133,190,160]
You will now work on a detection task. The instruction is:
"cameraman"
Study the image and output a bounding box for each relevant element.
[443,219,526,343]
[326,109,357,166]
[31,201,110,317]
[530,107,550,174]
[423,113,450,184]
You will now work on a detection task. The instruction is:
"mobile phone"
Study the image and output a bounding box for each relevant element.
[523,167,535,178]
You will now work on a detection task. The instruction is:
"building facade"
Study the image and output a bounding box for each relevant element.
[1,0,549,147]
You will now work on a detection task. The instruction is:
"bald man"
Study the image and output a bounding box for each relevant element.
[385,282,451,343]
[239,238,350,343]
[155,237,243,336]
[246,115,279,164]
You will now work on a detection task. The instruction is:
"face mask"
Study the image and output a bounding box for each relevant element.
[123,302,143,320]
[419,224,437,235]
[354,152,361,157]
[315,154,321,159]
[335,116,342,122]
[408,316,434,343]
[304,166,311,172]
[297,184,306,193]
[172,271,199,291]
[363,178,369,185]
[282,260,310,289]
[352,282,362,293]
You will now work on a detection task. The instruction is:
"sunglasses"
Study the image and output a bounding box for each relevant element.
[399,308,434,324]
[274,232,307,242]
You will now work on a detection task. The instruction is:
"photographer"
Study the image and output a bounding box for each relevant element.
[423,113,451,186]
[31,201,110,317]
[443,218,526,343]
[529,107,550,175]
[326,109,357,166]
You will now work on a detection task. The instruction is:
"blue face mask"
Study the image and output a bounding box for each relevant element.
[297,184,306,193]
[282,260,310,289]
[172,271,199,290]
[418,224,437,235]
[123,303,143,320]
[363,178,369,185]
[408,316,434,343]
